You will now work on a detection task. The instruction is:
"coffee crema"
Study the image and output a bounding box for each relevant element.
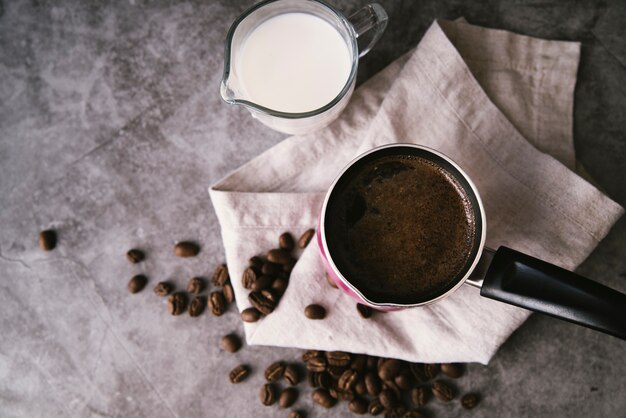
[326,154,477,304]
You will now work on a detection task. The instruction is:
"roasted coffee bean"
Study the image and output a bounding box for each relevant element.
[349,397,368,415]
[461,393,480,409]
[38,230,57,251]
[261,288,280,304]
[379,388,397,409]
[383,379,402,400]
[241,307,261,322]
[287,411,303,418]
[127,274,147,294]
[424,363,440,380]
[167,292,186,315]
[410,387,429,406]
[229,364,250,384]
[283,258,297,273]
[306,356,327,372]
[153,281,173,297]
[312,388,336,408]
[365,372,382,396]
[385,406,407,418]
[378,359,402,381]
[298,228,315,249]
[279,387,298,408]
[326,351,351,367]
[284,364,300,385]
[308,371,328,388]
[208,291,226,316]
[188,296,205,317]
[367,356,379,371]
[251,275,274,292]
[328,365,348,380]
[441,363,464,379]
[221,334,241,353]
[272,277,288,295]
[211,263,229,286]
[368,398,385,415]
[354,379,367,396]
[265,361,286,382]
[186,277,205,294]
[223,283,235,303]
[333,388,355,401]
[174,241,199,257]
[338,369,359,391]
[242,267,257,289]
[249,256,264,270]
[404,411,426,418]
[261,261,280,276]
[394,369,413,390]
[260,383,277,406]
[326,273,338,289]
[126,249,144,263]
[279,232,295,251]
[304,304,326,319]
[410,363,439,382]
[432,380,454,401]
[248,291,275,315]
[267,248,291,265]
[356,303,373,318]
[302,350,322,363]
[351,354,368,373]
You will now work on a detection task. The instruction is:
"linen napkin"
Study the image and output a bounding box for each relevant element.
[209,20,623,364]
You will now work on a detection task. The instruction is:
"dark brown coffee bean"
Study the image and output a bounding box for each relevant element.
[349,397,368,415]
[328,365,347,380]
[261,261,280,276]
[267,248,291,265]
[310,371,332,389]
[386,406,407,418]
[188,296,205,317]
[283,364,300,385]
[326,351,351,367]
[242,267,257,289]
[279,232,295,251]
[251,275,274,292]
[367,356,379,371]
[208,291,226,316]
[410,363,439,382]
[394,369,413,390]
[410,387,429,406]
[283,258,297,273]
[126,249,144,263]
[298,228,315,249]
[241,307,261,322]
[265,361,285,382]
[379,388,396,409]
[174,241,199,257]
[211,263,229,286]
[260,383,277,406]
[279,387,298,408]
[229,364,250,384]
[223,283,235,303]
[356,303,373,318]
[424,363,440,380]
[304,304,326,319]
[378,359,402,381]
[261,288,280,305]
[220,334,241,353]
[302,350,322,363]
[355,379,367,396]
[351,354,367,373]
[338,369,359,391]
[404,410,426,418]
[186,277,204,294]
[249,256,264,270]
[332,387,355,401]
[38,230,57,251]
[167,292,186,315]
[287,411,304,418]
[312,388,336,408]
[368,398,385,415]
[153,281,173,297]
[383,379,402,400]
[248,291,275,315]
[127,274,147,294]
[461,393,480,409]
[432,380,454,401]
[365,372,382,396]
[441,363,463,379]
[272,277,288,295]
[306,356,327,372]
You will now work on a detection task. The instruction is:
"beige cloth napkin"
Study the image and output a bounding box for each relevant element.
[209,20,623,364]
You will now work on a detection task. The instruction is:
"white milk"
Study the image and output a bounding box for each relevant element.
[237,12,352,113]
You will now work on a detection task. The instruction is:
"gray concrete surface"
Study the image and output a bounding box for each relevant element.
[1,0,625,417]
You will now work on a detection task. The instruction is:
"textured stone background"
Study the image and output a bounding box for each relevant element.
[1,0,625,417]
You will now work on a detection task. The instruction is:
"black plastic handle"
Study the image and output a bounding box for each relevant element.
[480,246,626,340]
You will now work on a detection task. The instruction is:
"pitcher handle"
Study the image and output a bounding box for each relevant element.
[348,3,388,58]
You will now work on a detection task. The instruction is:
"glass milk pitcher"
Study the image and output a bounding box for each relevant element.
[220,0,388,135]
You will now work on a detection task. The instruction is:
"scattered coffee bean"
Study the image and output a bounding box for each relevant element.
[174,241,200,257]
[351,355,367,372]
[383,379,402,400]
[229,364,250,384]
[188,296,205,317]
[212,263,230,286]
[261,261,280,276]
[304,304,326,319]
[186,277,205,294]
[325,273,338,289]
[365,372,382,397]
[432,380,454,401]
[284,364,300,386]
[356,303,373,318]
[283,258,296,273]
[368,398,384,415]
[261,288,280,305]
[354,380,367,396]
[379,388,396,409]
[223,283,235,303]
[327,365,347,380]
[242,267,257,289]
[287,411,304,418]
[153,281,173,297]
[338,369,359,391]
[127,274,147,294]
[208,291,226,316]
[260,383,277,406]
[249,291,276,315]
[272,277,288,295]
[251,275,273,292]
[326,351,351,367]
[221,334,241,353]
[167,292,186,315]
[265,361,286,382]
[241,307,261,322]
[394,369,413,390]
[404,410,426,418]
[267,248,291,265]
[306,356,327,372]
[126,249,144,263]
[312,388,336,408]
[441,363,464,378]
[410,363,439,382]
[302,350,321,362]
[298,228,315,249]
[309,371,331,389]
[461,393,480,409]
[423,363,440,380]
[348,397,368,414]
[378,359,402,381]
[410,387,429,406]
[249,256,264,270]
[331,387,355,401]
[279,387,298,408]
[38,229,57,251]
[279,232,295,251]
